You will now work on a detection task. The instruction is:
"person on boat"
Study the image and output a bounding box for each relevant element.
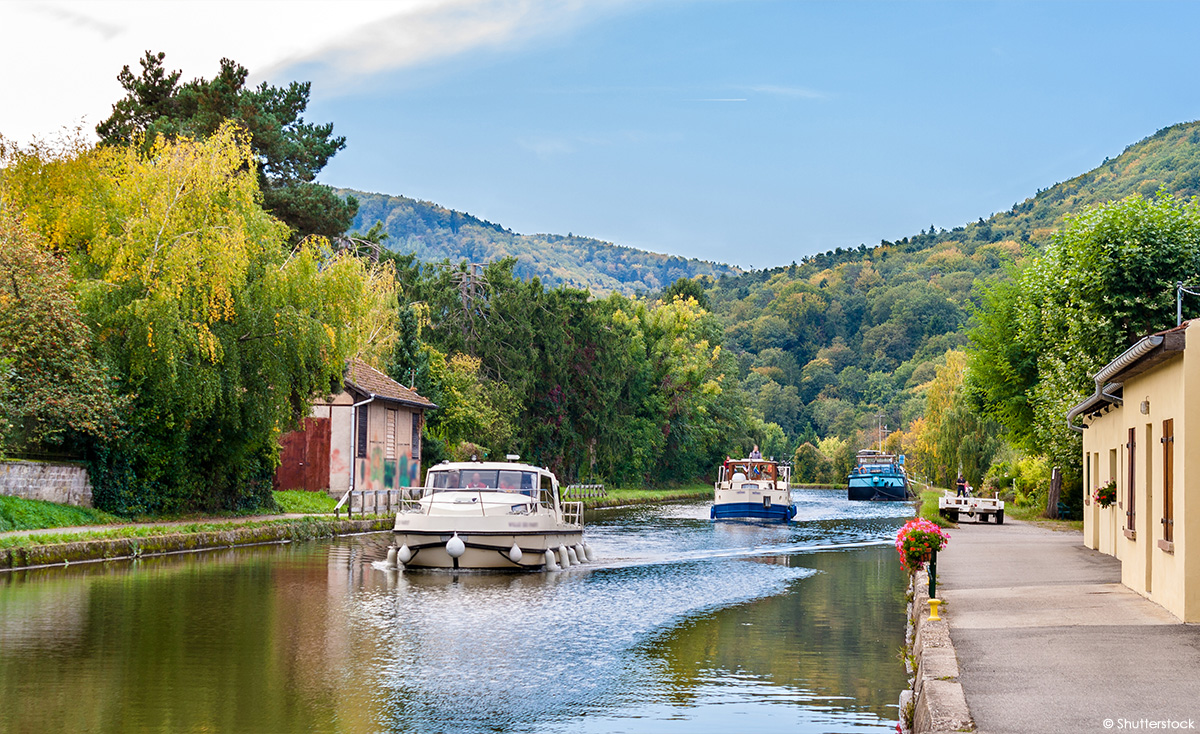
[955,474,968,497]
[499,475,519,492]
[467,472,487,489]
[749,445,762,460]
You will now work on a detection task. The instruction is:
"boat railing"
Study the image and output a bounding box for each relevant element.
[559,500,584,528]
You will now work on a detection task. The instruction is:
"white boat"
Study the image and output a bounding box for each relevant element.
[391,459,591,570]
[711,458,796,522]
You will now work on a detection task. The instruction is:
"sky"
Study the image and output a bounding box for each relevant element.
[4,0,1200,269]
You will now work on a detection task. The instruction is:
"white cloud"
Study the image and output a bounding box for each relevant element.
[0,0,638,144]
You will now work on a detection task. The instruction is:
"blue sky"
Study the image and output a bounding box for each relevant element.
[5,1,1200,268]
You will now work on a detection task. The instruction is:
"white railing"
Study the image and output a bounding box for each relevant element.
[334,488,420,519]
[563,483,607,500]
[560,500,584,528]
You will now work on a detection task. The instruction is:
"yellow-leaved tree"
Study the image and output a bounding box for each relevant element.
[0,124,395,513]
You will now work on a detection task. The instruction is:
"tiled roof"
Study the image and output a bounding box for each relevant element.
[346,358,436,409]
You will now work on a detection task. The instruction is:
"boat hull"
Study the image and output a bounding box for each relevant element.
[710,502,796,522]
[847,477,911,501]
[392,529,584,570]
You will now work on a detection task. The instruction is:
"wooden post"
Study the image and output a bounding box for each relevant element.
[1046,466,1062,519]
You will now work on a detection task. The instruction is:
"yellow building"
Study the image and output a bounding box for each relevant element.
[1067,321,1197,621]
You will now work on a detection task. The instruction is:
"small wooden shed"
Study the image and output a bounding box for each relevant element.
[274,359,436,496]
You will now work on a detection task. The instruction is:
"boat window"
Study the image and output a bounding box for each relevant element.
[426,469,538,496]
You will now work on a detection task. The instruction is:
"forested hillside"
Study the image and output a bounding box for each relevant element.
[700,120,1200,498]
[340,189,740,294]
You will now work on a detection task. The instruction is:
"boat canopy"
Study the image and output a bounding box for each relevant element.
[721,459,778,482]
[425,466,548,498]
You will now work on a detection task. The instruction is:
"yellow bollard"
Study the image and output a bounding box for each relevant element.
[928,598,942,621]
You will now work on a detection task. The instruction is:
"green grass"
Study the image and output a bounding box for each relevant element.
[0,513,393,550]
[1006,502,1084,531]
[0,495,124,533]
[272,490,338,514]
[918,488,956,529]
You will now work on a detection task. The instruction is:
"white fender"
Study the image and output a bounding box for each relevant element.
[397,544,412,564]
[567,546,579,564]
[583,543,596,562]
[558,545,571,568]
[573,543,587,563]
[446,533,466,559]
[544,549,559,570]
[508,543,523,564]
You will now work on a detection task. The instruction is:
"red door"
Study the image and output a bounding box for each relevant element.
[274,418,332,492]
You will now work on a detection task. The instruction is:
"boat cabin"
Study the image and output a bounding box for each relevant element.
[718,459,789,485]
[853,450,905,473]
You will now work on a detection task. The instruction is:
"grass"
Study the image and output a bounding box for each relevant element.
[0,513,393,550]
[272,490,338,514]
[597,485,711,502]
[918,488,956,529]
[0,495,124,533]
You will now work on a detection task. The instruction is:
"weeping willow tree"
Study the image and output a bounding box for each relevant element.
[0,125,396,513]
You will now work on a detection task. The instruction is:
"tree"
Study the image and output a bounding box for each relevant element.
[97,51,356,241]
[0,215,125,454]
[1,125,396,513]
[968,192,1200,492]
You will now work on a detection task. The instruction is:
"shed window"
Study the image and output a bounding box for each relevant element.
[411,413,421,461]
[356,405,368,458]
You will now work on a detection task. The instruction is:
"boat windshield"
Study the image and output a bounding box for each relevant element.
[723,461,777,481]
[427,468,538,497]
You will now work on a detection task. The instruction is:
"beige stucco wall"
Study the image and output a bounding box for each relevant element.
[1080,329,1196,621]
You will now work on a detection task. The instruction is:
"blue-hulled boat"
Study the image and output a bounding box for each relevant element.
[847,450,912,501]
[711,458,796,522]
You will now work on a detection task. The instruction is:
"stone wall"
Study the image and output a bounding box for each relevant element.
[902,569,974,734]
[0,461,93,508]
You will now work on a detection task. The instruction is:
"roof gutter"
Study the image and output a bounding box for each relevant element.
[1065,335,1162,433]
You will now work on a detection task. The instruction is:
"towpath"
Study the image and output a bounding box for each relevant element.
[0,514,310,540]
[937,519,1200,733]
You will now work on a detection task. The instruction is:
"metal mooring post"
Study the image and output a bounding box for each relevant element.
[928,548,938,599]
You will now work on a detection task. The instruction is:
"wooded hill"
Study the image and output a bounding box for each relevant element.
[339,189,740,294]
[702,120,1200,490]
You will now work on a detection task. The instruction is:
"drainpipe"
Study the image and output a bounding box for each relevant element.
[1065,335,1162,433]
[349,394,377,497]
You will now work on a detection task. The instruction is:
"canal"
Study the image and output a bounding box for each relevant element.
[0,490,912,733]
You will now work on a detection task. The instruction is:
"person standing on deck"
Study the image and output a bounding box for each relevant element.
[749,445,762,460]
[955,473,968,497]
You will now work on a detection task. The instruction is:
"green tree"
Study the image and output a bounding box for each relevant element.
[1,125,396,514]
[96,51,356,241]
[0,216,125,454]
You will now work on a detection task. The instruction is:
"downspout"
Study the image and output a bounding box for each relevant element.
[349,393,377,494]
[1065,335,1162,433]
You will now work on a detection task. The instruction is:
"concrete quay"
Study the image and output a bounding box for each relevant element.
[925,518,1200,734]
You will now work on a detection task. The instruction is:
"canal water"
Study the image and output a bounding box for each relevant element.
[0,490,912,733]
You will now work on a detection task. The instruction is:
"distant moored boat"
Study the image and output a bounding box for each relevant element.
[847,450,912,501]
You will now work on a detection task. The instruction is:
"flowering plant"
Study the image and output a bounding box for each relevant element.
[1093,480,1117,508]
[895,518,951,573]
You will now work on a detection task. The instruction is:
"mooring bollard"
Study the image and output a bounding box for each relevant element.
[928,598,943,621]
[928,548,938,599]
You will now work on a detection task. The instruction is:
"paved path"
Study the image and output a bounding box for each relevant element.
[0,514,319,540]
[938,518,1200,734]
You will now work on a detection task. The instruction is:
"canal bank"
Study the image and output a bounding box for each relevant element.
[0,517,394,571]
[0,488,717,572]
[909,518,1200,734]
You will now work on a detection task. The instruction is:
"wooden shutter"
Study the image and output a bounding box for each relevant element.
[1126,427,1136,531]
[386,409,397,460]
[1162,419,1174,543]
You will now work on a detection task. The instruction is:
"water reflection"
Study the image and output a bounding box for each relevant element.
[0,490,911,733]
